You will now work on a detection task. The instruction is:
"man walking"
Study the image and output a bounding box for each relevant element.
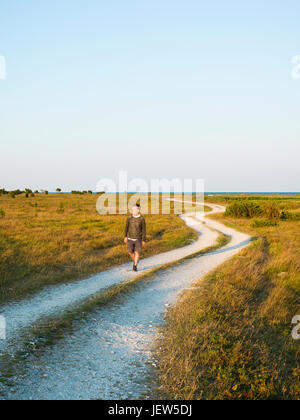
[124,205,146,271]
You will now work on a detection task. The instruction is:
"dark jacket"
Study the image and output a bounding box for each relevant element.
[124,215,146,241]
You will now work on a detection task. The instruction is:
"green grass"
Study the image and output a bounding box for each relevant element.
[158,195,300,400]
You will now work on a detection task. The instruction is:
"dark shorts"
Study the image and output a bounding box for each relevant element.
[127,239,142,254]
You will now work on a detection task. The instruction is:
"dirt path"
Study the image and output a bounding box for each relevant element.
[1,203,252,399]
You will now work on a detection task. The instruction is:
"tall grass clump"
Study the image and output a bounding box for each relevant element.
[251,219,277,228]
[262,202,280,220]
[280,211,300,221]
[225,201,262,218]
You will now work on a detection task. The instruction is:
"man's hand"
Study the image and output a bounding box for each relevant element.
[124,237,128,244]
[142,241,146,247]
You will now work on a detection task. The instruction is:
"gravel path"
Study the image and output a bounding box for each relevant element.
[0,203,252,400]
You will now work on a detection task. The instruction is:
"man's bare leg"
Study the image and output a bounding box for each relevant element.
[129,252,135,262]
[134,252,140,267]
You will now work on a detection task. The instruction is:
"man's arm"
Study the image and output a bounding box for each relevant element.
[142,217,146,242]
[124,217,130,238]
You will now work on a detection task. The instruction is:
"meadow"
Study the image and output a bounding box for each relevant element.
[0,192,198,304]
[158,195,300,400]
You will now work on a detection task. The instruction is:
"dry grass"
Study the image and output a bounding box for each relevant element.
[0,193,198,304]
[158,195,300,400]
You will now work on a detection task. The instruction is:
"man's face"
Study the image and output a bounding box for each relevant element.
[132,206,140,217]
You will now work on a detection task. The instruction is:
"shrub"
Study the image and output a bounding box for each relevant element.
[11,189,24,196]
[262,202,280,220]
[0,208,5,218]
[280,211,288,221]
[251,219,278,228]
[225,202,262,218]
[280,211,300,221]
[71,190,89,195]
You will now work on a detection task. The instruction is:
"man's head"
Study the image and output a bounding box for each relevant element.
[132,205,140,217]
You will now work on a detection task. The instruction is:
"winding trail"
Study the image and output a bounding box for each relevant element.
[0,203,252,400]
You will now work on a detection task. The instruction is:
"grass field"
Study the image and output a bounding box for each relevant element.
[158,195,300,400]
[0,193,198,304]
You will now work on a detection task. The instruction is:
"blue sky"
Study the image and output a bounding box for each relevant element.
[0,0,299,192]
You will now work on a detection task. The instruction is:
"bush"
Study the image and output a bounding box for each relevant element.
[13,189,24,196]
[225,202,262,218]
[251,219,278,228]
[280,211,300,221]
[6,189,23,197]
[280,211,288,220]
[0,208,5,218]
[71,190,87,195]
[262,202,280,220]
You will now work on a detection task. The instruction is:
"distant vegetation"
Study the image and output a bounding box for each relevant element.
[0,188,96,196]
[225,200,300,221]
[225,201,262,218]
[71,190,93,195]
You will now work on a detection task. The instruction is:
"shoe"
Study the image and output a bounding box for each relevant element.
[133,264,138,272]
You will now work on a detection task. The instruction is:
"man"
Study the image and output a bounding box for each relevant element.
[124,205,146,271]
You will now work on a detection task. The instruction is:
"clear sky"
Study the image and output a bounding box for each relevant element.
[0,0,299,192]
